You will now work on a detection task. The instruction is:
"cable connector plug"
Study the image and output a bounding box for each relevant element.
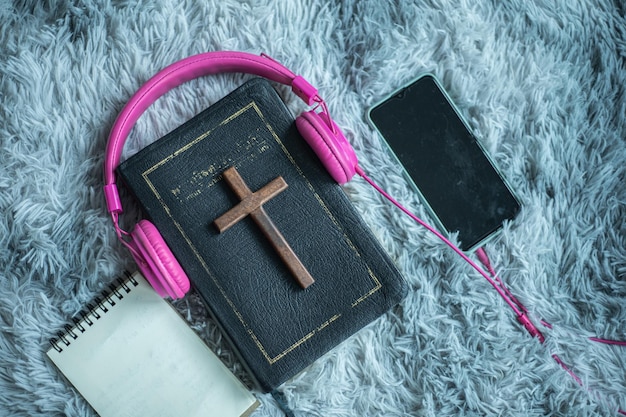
[517,314,545,344]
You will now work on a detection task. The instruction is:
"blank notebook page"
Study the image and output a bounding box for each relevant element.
[46,272,258,417]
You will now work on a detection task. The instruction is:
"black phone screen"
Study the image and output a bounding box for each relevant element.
[368,75,520,251]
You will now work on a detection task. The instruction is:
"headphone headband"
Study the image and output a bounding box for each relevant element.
[103,51,320,209]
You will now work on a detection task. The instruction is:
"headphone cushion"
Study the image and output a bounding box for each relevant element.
[296,110,358,184]
[131,220,190,299]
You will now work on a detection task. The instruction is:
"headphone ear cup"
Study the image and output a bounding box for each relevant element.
[130,220,191,299]
[296,110,358,184]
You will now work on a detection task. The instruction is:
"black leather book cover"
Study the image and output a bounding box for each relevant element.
[118,78,407,392]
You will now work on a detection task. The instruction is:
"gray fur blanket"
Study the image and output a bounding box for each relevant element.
[0,1,624,416]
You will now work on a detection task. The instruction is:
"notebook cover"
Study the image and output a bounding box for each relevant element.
[117,78,407,392]
[47,272,259,417]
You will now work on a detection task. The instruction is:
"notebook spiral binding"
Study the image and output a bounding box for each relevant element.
[49,271,139,353]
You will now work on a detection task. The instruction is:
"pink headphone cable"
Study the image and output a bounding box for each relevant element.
[589,337,626,347]
[356,167,625,414]
[356,167,524,314]
[475,247,625,415]
[477,248,626,346]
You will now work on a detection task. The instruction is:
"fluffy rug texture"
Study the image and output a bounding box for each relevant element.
[0,1,624,416]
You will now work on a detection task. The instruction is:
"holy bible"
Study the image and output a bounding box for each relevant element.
[117,78,407,392]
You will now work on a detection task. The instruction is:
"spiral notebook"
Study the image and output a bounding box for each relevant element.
[46,272,259,417]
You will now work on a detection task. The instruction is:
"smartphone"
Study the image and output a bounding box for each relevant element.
[367,74,520,252]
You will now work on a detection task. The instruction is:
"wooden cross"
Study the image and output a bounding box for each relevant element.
[213,166,315,289]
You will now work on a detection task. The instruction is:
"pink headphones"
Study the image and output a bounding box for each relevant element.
[103,51,360,299]
[104,52,625,410]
